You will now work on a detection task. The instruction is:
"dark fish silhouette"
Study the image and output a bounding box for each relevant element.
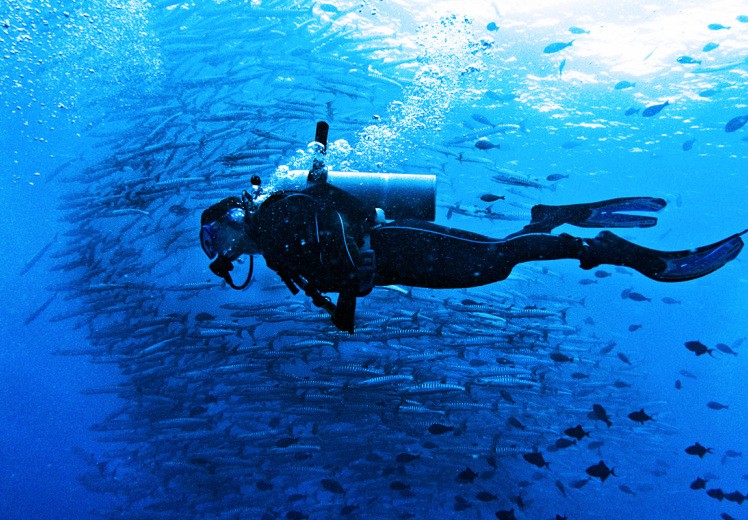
[707,23,730,30]
[642,100,670,117]
[685,442,713,458]
[508,416,526,430]
[628,408,654,424]
[457,467,478,484]
[553,438,576,449]
[617,352,632,365]
[476,491,498,502]
[564,424,590,441]
[454,495,471,512]
[480,193,505,202]
[475,138,500,150]
[690,477,708,490]
[546,173,569,181]
[698,88,719,98]
[628,324,642,332]
[594,269,612,278]
[569,478,590,489]
[591,404,612,427]
[579,278,598,285]
[495,509,517,520]
[389,480,410,491]
[624,107,639,116]
[725,114,748,132]
[522,451,550,469]
[675,379,682,389]
[685,340,715,357]
[428,423,454,435]
[543,40,574,54]
[682,138,695,151]
[621,288,651,301]
[550,352,574,363]
[680,369,698,378]
[619,484,636,495]
[321,478,345,494]
[706,488,725,500]
[614,81,636,90]
[724,491,745,504]
[586,460,616,481]
[715,343,738,356]
[395,452,419,463]
[661,297,681,304]
[613,380,631,388]
[707,401,728,410]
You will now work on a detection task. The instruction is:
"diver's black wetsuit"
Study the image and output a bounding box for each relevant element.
[248,183,745,332]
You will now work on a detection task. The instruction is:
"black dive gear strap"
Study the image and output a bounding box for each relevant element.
[210,254,254,290]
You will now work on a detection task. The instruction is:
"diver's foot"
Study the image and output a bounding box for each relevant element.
[581,230,746,282]
[527,197,667,234]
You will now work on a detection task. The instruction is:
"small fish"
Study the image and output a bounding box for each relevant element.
[619,484,636,495]
[543,40,574,54]
[561,140,583,149]
[480,193,505,202]
[559,58,566,76]
[546,173,569,181]
[682,138,696,151]
[495,509,517,520]
[642,100,670,117]
[569,26,589,34]
[684,340,715,357]
[614,81,636,90]
[628,408,654,424]
[508,417,526,430]
[522,451,550,469]
[690,477,708,490]
[594,269,612,278]
[321,478,345,494]
[389,481,409,491]
[628,324,642,332]
[702,42,719,52]
[195,312,217,322]
[428,423,454,435]
[550,352,574,363]
[565,424,590,441]
[679,369,698,379]
[571,372,589,379]
[621,288,651,301]
[579,279,598,285]
[587,441,604,450]
[661,297,681,304]
[722,512,737,520]
[553,438,576,449]
[724,491,745,504]
[707,23,730,30]
[476,491,497,502]
[698,88,719,98]
[675,379,682,390]
[591,404,612,427]
[707,488,725,500]
[569,478,590,489]
[617,352,632,365]
[486,21,499,31]
[677,56,702,65]
[457,467,478,483]
[395,453,419,463]
[624,107,639,116]
[475,138,500,150]
[612,380,631,389]
[738,15,748,23]
[586,460,616,481]
[725,114,748,132]
[685,442,713,458]
[471,113,495,126]
[555,480,567,497]
[715,343,738,356]
[707,401,728,410]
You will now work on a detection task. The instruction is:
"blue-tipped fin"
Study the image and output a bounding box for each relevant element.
[583,229,746,282]
[520,197,667,235]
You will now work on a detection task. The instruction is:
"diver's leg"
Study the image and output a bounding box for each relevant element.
[581,229,746,282]
[509,197,667,237]
[370,221,587,289]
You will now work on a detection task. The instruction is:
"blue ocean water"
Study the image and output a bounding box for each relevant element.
[2,1,747,519]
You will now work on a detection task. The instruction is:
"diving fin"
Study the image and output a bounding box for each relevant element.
[523,197,667,234]
[581,229,746,282]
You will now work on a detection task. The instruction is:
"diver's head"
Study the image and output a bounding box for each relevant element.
[199,196,257,261]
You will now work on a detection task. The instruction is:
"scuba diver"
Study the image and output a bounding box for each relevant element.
[199,123,746,333]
